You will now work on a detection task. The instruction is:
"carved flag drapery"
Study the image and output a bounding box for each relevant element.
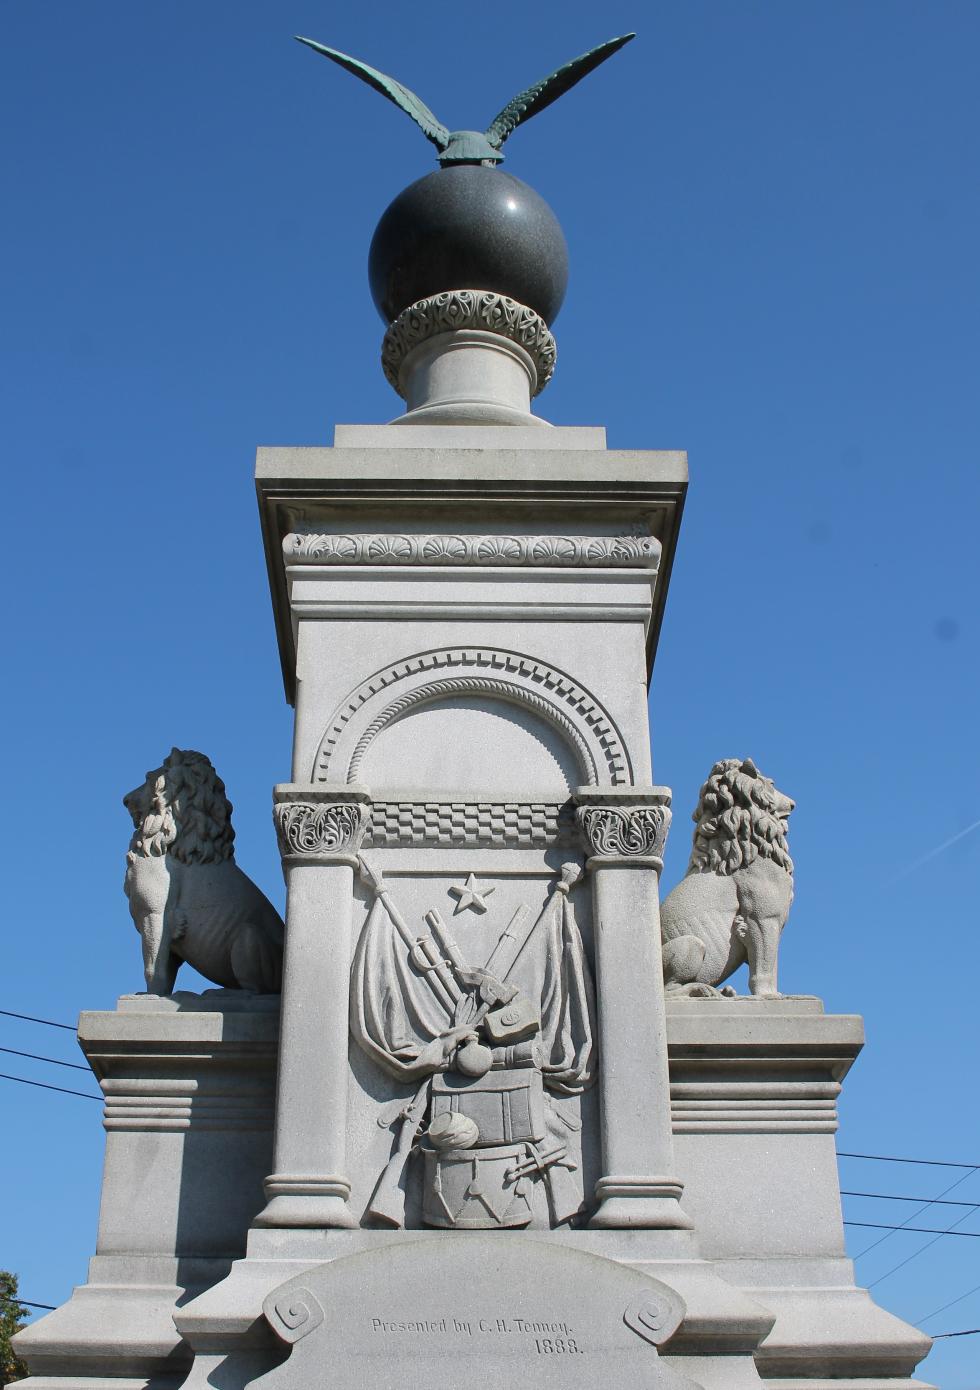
[349,877,596,1093]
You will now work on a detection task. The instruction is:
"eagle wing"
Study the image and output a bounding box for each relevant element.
[483,33,635,150]
[295,37,450,151]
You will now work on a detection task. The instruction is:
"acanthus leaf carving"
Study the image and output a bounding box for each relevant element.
[380,290,558,398]
[273,801,368,859]
[577,804,672,861]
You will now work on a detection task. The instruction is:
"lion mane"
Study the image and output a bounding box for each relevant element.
[687,757,794,878]
[660,757,796,997]
[123,748,284,995]
[126,749,235,865]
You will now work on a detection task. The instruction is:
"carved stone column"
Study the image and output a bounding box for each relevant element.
[253,784,370,1229]
[575,788,692,1230]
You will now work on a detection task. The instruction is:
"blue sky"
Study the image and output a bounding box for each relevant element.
[2,3,979,1385]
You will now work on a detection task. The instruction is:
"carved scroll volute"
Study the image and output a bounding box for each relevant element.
[272,785,371,867]
[264,1285,325,1345]
[574,790,672,872]
[623,1281,686,1347]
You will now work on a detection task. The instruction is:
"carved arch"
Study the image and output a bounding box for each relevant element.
[314,647,632,788]
[348,677,595,783]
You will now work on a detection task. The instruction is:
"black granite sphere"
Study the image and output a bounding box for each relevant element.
[368,166,569,326]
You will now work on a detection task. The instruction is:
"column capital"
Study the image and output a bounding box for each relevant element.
[573,787,672,871]
[273,784,371,867]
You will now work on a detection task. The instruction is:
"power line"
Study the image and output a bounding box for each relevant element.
[852,1167,977,1258]
[917,1281,980,1327]
[0,1008,75,1032]
[866,1205,980,1290]
[0,1295,56,1311]
[0,1071,101,1102]
[842,1190,980,1209]
[0,1045,89,1073]
[838,1151,979,1171]
[845,1221,980,1239]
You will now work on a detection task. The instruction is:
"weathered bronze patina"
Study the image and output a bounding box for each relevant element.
[295,32,635,166]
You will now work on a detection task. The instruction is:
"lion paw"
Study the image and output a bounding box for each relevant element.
[666,982,725,998]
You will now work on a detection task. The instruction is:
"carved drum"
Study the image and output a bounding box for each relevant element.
[422,1142,535,1229]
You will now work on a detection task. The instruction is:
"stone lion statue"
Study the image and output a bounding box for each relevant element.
[123,748,284,995]
[660,758,794,997]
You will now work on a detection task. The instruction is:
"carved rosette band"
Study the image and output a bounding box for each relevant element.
[285,531,661,569]
[381,290,557,397]
[273,801,368,863]
[577,802,672,868]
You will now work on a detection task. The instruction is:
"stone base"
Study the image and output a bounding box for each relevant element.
[12,997,278,1388]
[14,998,934,1390]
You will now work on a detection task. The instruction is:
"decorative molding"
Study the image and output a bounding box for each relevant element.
[669,1082,841,1134]
[665,1013,861,1134]
[262,1173,352,1201]
[315,647,632,788]
[381,290,557,397]
[348,676,595,784]
[365,800,578,848]
[577,804,672,862]
[284,531,661,569]
[273,801,368,861]
[100,1069,276,1134]
[594,1174,685,1202]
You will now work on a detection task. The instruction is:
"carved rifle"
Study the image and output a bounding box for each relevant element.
[367,1079,430,1228]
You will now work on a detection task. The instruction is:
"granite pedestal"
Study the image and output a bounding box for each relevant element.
[14,424,932,1389]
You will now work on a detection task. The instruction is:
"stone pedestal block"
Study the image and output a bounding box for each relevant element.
[15,423,932,1390]
[665,998,934,1388]
[12,996,278,1388]
[14,991,934,1390]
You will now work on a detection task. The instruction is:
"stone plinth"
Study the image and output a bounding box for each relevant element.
[665,998,933,1388]
[14,995,934,1390]
[12,995,278,1388]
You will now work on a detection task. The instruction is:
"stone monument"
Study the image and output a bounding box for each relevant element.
[15,33,935,1390]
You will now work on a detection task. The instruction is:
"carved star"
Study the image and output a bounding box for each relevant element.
[448,874,496,915]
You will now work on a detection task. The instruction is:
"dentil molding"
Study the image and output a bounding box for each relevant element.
[314,647,633,788]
